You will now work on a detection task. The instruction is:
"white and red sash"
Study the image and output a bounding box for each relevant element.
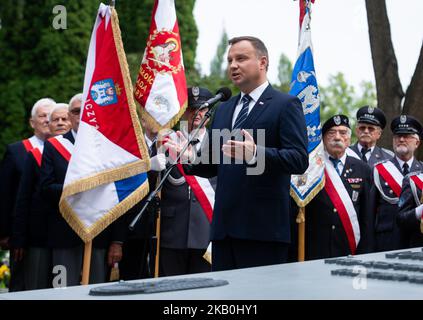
[29,147,43,167]
[176,164,214,223]
[22,135,43,152]
[410,173,423,206]
[22,139,34,152]
[48,135,74,162]
[374,161,403,203]
[165,131,214,223]
[324,159,360,254]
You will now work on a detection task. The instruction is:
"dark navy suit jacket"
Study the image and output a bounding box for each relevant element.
[185,85,308,244]
[0,140,30,238]
[11,151,50,248]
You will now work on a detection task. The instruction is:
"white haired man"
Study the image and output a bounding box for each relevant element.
[0,97,55,291]
[373,115,422,251]
[10,103,71,290]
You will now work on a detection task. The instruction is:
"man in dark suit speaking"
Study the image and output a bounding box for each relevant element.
[166,36,308,271]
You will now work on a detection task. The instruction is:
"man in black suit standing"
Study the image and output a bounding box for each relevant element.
[10,103,71,290]
[348,106,393,166]
[166,36,308,271]
[0,97,55,291]
[40,94,125,286]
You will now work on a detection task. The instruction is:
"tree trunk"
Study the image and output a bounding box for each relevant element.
[403,44,423,160]
[365,0,404,148]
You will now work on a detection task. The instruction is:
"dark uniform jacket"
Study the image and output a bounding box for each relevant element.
[373,157,422,251]
[124,143,159,241]
[0,140,32,238]
[303,156,374,260]
[160,165,215,250]
[11,150,49,248]
[349,143,394,167]
[40,131,125,249]
[398,171,423,248]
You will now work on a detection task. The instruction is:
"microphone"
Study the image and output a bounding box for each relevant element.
[198,87,232,110]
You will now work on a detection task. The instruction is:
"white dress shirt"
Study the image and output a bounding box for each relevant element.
[357,144,375,161]
[231,81,269,127]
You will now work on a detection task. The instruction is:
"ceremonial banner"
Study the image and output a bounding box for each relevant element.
[290,0,325,207]
[134,0,188,131]
[59,3,150,242]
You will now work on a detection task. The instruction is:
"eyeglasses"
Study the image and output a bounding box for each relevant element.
[326,129,349,137]
[394,134,419,141]
[70,108,81,115]
[357,125,378,133]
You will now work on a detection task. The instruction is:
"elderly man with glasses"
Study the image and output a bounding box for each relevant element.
[348,106,394,167]
[372,115,423,252]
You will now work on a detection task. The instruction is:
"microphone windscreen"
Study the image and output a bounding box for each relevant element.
[216,87,232,102]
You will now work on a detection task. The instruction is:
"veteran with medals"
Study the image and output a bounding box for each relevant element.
[300,115,374,259]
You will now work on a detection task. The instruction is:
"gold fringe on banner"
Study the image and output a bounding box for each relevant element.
[290,174,325,209]
[138,100,188,133]
[111,8,150,163]
[60,159,149,198]
[60,180,149,243]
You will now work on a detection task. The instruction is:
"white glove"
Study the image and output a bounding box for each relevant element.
[150,153,166,171]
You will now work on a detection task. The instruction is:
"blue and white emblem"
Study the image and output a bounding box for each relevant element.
[90,78,118,106]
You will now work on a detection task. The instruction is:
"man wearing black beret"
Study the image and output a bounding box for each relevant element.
[348,106,393,167]
[299,114,374,259]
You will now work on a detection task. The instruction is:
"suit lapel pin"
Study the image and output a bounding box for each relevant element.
[259,101,264,105]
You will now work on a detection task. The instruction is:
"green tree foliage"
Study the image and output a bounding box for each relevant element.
[0,0,98,155]
[319,72,377,125]
[276,53,293,93]
[319,73,377,141]
[0,0,199,156]
[209,30,228,78]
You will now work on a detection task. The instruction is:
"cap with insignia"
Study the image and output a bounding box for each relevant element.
[356,105,387,129]
[187,86,213,109]
[391,115,423,137]
[322,114,350,135]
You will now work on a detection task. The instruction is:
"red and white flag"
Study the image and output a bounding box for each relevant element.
[59,4,150,243]
[134,0,187,131]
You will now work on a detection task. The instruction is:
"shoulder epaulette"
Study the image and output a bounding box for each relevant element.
[381,148,395,157]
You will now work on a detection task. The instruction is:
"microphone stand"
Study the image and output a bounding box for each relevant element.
[129,101,218,230]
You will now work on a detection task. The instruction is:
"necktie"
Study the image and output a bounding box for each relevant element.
[233,94,252,130]
[402,162,409,176]
[329,157,341,175]
[360,147,370,163]
[149,138,157,157]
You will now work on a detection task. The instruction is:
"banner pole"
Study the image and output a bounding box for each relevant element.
[81,241,92,285]
[297,207,305,262]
